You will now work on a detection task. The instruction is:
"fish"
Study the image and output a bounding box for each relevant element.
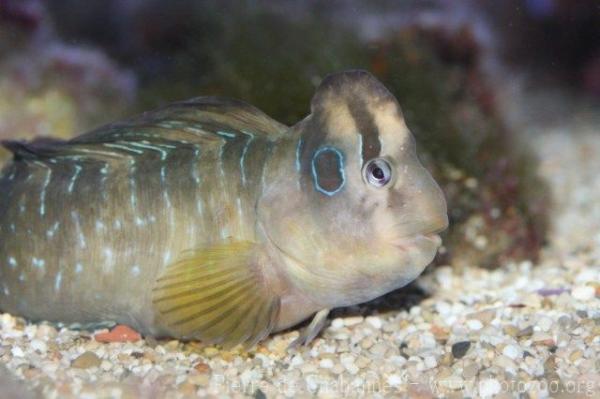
[0,70,448,348]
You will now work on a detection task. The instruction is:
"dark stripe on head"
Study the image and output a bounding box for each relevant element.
[346,97,381,165]
[297,115,328,175]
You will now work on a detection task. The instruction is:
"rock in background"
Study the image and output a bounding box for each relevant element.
[0,0,136,164]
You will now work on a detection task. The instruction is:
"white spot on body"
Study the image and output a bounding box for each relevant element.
[220,228,230,240]
[8,257,17,269]
[129,159,138,213]
[236,197,243,224]
[32,257,45,271]
[131,265,141,276]
[54,271,62,292]
[163,251,171,265]
[46,221,60,238]
[191,147,204,216]
[71,211,87,249]
[75,263,83,274]
[39,167,52,216]
[240,133,255,186]
[67,164,83,194]
[95,220,105,232]
[103,248,114,273]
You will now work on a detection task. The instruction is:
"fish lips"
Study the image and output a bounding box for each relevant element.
[389,227,445,282]
[391,233,442,254]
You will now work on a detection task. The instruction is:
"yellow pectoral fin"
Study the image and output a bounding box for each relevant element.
[152,241,280,348]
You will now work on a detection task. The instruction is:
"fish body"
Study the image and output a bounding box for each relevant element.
[0,71,447,347]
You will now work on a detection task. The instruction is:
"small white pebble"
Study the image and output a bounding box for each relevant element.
[538,317,553,332]
[387,374,404,387]
[572,285,595,301]
[1,314,15,330]
[11,346,24,357]
[423,356,437,369]
[467,319,483,331]
[436,301,452,316]
[290,355,304,367]
[479,378,502,397]
[366,316,383,329]
[319,359,334,369]
[419,332,437,349]
[502,344,522,360]
[331,318,344,330]
[340,353,355,367]
[344,362,359,374]
[100,360,112,371]
[30,339,47,353]
[343,316,364,327]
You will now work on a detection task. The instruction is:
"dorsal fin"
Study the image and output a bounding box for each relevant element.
[1,138,68,160]
[74,96,288,145]
[3,97,288,164]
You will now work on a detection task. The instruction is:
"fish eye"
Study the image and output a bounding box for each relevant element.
[363,158,392,188]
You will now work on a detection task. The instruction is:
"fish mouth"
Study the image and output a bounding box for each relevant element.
[391,233,442,252]
[391,216,448,252]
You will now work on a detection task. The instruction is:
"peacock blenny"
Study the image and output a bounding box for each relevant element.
[0,70,448,348]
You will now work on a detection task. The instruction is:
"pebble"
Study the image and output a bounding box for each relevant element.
[466,319,483,331]
[463,363,479,379]
[451,341,471,359]
[469,309,496,325]
[30,339,47,353]
[516,326,534,338]
[537,317,553,332]
[423,355,437,369]
[94,325,141,343]
[365,316,383,329]
[387,374,404,387]
[319,359,334,369]
[11,346,24,357]
[71,352,101,369]
[502,344,522,360]
[330,319,345,330]
[479,378,502,397]
[572,285,596,301]
[343,316,364,327]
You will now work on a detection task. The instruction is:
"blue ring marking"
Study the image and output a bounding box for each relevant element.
[311,146,346,196]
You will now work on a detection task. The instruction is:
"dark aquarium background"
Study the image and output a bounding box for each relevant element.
[1,0,599,268]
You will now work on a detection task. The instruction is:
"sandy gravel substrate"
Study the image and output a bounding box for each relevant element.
[1,123,599,398]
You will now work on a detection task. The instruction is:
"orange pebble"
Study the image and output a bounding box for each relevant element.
[95,325,142,343]
[194,362,211,373]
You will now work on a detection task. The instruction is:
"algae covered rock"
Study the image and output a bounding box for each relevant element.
[0,0,136,164]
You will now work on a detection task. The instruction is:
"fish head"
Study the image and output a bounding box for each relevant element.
[259,70,448,307]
